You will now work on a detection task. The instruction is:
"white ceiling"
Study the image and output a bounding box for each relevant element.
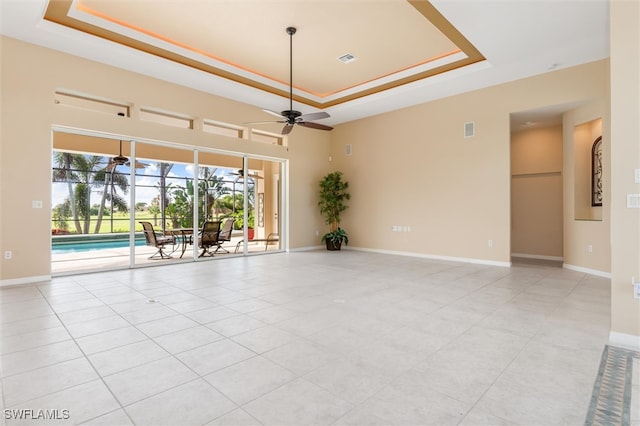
[0,0,609,129]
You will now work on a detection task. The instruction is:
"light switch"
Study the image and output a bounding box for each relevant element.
[32,200,43,209]
[635,168,640,184]
[627,194,640,208]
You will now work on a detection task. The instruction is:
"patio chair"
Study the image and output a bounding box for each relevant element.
[213,218,235,254]
[234,232,279,253]
[198,220,222,257]
[139,221,175,259]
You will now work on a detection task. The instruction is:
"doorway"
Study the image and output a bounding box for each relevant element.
[509,111,564,262]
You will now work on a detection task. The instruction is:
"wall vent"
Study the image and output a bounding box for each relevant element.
[345,144,352,156]
[464,122,475,138]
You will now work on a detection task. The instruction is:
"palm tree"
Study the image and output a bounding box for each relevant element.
[52,151,82,233]
[169,180,195,227]
[157,163,174,231]
[52,152,117,234]
[93,162,129,233]
[71,155,104,233]
[199,168,228,221]
[149,197,161,225]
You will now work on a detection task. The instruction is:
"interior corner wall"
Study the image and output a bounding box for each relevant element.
[330,60,608,265]
[0,36,331,283]
[609,0,640,347]
[562,106,610,275]
[510,125,563,259]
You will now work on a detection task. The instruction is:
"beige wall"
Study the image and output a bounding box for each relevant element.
[609,0,640,345]
[0,36,331,282]
[511,125,563,259]
[0,37,612,280]
[330,61,608,265]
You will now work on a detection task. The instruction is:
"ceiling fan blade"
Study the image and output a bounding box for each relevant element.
[261,109,285,118]
[244,120,286,125]
[298,121,334,131]
[126,160,148,169]
[282,123,295,135]
[299,111,330,121]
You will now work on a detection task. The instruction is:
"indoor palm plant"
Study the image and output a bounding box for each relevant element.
[318,171,350,250]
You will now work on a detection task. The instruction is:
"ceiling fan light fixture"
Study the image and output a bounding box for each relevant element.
[112,155,128,165]
[110,140,129,167]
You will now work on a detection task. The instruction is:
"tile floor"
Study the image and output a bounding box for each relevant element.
[0,251,616,425]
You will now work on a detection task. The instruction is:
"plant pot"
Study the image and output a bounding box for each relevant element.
[325,239,342,251]
[248,228,255,240]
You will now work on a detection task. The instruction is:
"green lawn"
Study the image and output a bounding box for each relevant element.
[52,211,161,234]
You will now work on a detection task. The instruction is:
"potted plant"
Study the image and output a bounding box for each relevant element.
[318,171,350,250]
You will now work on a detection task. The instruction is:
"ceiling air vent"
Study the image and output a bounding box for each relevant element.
[337,53,357,64]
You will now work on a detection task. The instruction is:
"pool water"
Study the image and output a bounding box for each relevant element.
[52,239,146,254]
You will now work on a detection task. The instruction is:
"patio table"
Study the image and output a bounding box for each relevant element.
[166,228,193,258]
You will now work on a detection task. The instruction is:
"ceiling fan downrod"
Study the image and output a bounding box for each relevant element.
[286,26,296,114]
[244,25,332,134]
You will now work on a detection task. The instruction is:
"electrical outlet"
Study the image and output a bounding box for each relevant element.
[4,251,12,260]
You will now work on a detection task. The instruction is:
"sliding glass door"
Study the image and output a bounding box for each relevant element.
[52,130,284,275]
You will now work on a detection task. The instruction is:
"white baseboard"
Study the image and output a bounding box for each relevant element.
[349,246,511,268]
[609,331,640,351]
[512,253,563,262]
[563,263,611,279]
[0,275,51,287]
[289,245,324,252]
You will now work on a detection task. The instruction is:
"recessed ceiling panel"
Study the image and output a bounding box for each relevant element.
[45,0,485,108]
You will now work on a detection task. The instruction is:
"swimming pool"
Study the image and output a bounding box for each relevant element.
[52,238,146,254]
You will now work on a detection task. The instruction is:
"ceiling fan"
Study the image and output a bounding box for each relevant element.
[229,169,264,182]
[248,27,333,135]
[106,140,147,171]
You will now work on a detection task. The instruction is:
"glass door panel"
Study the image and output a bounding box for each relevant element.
[237,158,283,254]
[247,160,282,253]
[133,143,195,265]
[196,151,243,259]
[51,135,133,274]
